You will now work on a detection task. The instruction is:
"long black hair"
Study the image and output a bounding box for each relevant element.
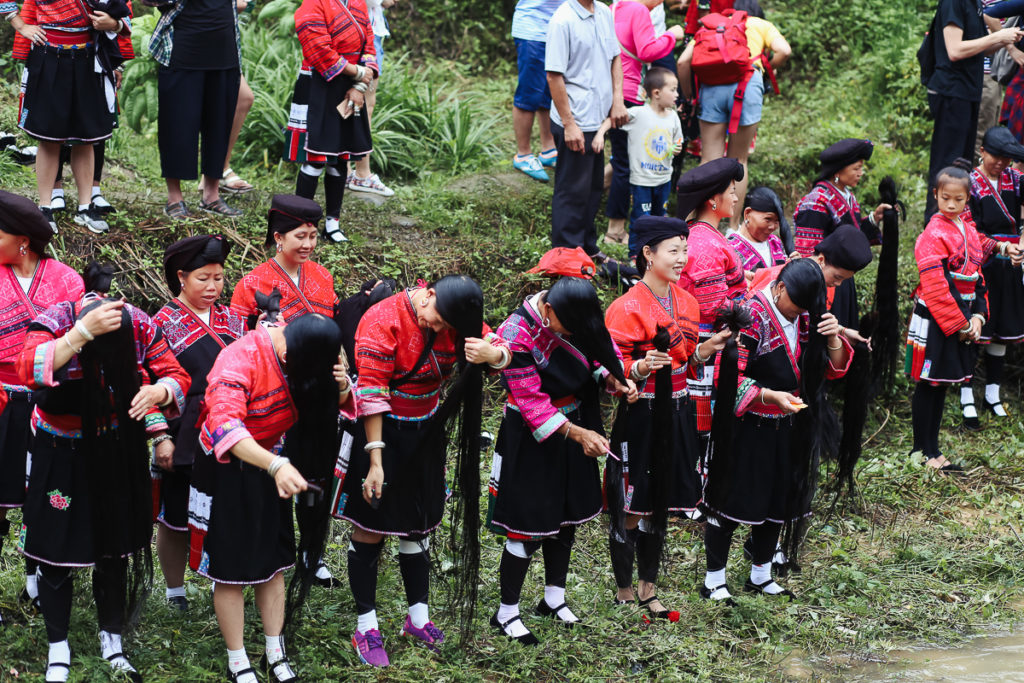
[776,258,829,570]
[545,277,628,387]
[404,275,486,645]
[281,313,343,639]
[78,262,152,630]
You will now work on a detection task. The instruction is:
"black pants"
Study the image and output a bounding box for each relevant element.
[925,93,980,220]
[704,518,782,572]
[550,122,602,256]
[912,382,948,458]
[606,101,641,221]
[38,557,127,643]
[158,66,241,181]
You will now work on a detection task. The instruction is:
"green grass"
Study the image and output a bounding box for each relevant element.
[2,7,1024,677]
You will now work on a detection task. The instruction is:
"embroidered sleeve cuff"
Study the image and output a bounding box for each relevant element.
[355,386,391,416]
[209,418,252,463]
[323,57,347,81]
[339,388,358,421]
[145,412,169,434]
[32,341,57,388]
[734,377,762,416]
[157,377,186,418]
[532,412,568,443]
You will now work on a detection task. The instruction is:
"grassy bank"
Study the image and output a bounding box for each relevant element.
[2,2,1024,678]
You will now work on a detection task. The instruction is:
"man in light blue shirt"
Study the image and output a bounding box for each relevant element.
[511,0,565,182]
[546,0,627,257]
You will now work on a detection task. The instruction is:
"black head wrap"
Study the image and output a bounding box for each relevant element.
[0,190,55,258]
[814,225,873,273]
[162,234,231,296]
[266,194,323,247]
[816,138,874,184]
[630,215,689,258]
[675,158,744,220]
[981,126,1024,162]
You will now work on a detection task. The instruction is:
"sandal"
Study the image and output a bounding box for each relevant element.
[105,653,142,682]
[698,583,735,606]
[743,578,795,600]
[45,661,70,683]
[323,217,349,244]
[637,594,680,621]
[199,198,243,218]
[260,653,298,682]
[490,612,539,646]
[164,201,191,221]
[220,168,255,195]
[227,666,257,683]
[535,599,580,626]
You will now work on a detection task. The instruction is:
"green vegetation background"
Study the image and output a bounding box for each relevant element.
[1,0,1024,680]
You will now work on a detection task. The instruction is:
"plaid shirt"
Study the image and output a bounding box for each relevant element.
[148,0,241,68]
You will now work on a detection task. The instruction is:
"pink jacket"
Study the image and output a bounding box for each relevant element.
[613,0,676,104]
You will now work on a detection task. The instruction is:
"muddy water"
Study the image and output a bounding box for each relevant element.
[852,633,1024,681]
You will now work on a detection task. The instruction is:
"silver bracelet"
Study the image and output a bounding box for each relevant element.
[630,362,650,381]
[267,455,290,477]
[63,334,82,354]
[74,320,95,341]
[364,440,385,453]
[487,347,511,370]
[353,82,368,93]
[151,434,173,446]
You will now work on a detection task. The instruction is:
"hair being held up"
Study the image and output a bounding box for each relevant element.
[545,277,628,387]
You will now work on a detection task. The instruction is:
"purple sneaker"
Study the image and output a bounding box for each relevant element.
[399,615,445,652]
[351,629,389,667]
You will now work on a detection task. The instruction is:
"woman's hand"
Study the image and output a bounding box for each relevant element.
[79,299,125,338]
[572,426,610,458]
[18,23,46,46]
[334,354,351,392]
[701,329,732,358]
[235,0,247,10]
[873,202,893,225]
[788,251,802,260]
[464,337,502,365]
[817,312,841,339]
[610,377,639,403]
[346,88,366,111]
[668,25,685,41]
[961,316,983,343]
[638,350,672,376]
[128,384,171,421]
[89,11,119,31]
[362,464,384,504]
[274,462,308,498]
[763,388,801,414]
[154,439,175,471]
[841,326,872,351]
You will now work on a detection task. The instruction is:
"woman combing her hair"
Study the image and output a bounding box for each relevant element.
[15,262,190,683]
[335,275,509,667]
[701,258,851,603]
[196,312,353,682]
[907,160,1022,471]
[486,274,637,645]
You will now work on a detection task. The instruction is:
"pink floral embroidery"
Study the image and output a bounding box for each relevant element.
[47,489,71,511]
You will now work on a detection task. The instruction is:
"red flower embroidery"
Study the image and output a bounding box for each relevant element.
[47,489,71,511]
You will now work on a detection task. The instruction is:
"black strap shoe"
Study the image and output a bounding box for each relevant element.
[743,577,796,600]
[490,612,539,646]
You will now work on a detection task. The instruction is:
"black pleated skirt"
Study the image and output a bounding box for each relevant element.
[334,415,448,537]
[701,413,801,525]
[304,70,373,159]
[21,432,151,567]
[0,393,33,508]
[20,45,115,143]
[606,396,702,515]
[980,259,1024,343]
[152,464,190,532]
[486,406,603,538]
[905,299,979,384]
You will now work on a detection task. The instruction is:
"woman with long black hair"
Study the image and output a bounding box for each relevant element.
[16,263,189,683]
[195,313,353,683]
[603,216,729,619]
[486,275,637,644]
[701,259,851,603]
[0,191,84,620]
[151,235,244,612]
[335,275,509,667]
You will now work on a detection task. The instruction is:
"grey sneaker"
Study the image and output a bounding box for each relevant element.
[73,205,109,234]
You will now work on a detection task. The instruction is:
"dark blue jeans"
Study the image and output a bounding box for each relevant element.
[628,181,671,257]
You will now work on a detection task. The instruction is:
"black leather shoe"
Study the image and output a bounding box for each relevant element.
[743,578,795,600]
[490,612,539,646]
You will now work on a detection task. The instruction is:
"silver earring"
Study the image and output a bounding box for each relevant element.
[179,281,185,289]
[647,260,653,271]
[711,201,717,211]
[773,293,781,305]
[276,244,282,253]
[421,300,428,308]
[834,177,840,185]
[18,244,27,255]
[542,317,551,328]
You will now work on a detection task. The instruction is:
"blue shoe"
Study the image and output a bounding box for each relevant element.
[539,147,558,167]
[512,154,548,182]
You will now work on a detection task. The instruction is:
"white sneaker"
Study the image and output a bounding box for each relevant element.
[347,173,395,197]
[73,206,109,234]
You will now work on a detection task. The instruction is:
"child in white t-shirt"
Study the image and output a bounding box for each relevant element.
[594,67,683,257]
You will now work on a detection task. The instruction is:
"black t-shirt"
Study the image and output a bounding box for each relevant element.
[928,0,987,101]
[170,0,238,70]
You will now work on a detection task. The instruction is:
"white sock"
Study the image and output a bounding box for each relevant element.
[357,610,379,633]
[78,204,89,212]
[961,387,977,418]
[315,564,333,580]
[986,383,1005,409]
[543,585,578,622]
[408,602,429,629]
[91,185,101,198]
[51,189,64,200]
[265,634,285,664]
[496,603,530,637]
[750,563,785,594]
[325,217,341,233]
[47,640,71,682]
[166,586,186,600]
[704,568,726,591]
[100,632,136,673]
[25,572,39,600]
[227,647,256,682]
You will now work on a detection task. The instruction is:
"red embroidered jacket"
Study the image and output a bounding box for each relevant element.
[913,213,997,337]
[12,0,133,60]
[231,259,338,325]
[793,181,880,258]
[605,282,699,398]
[295,0,377,81]
[678,221,746,326]
[0,259,84,387]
